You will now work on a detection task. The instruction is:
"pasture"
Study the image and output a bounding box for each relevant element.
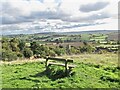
[1,54,119,88]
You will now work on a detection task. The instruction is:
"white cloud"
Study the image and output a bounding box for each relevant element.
[0,0,119,34]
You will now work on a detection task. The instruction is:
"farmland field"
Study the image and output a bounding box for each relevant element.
[1,54,119,88]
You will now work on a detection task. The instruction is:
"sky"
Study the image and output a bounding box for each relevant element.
[0,0,119,35]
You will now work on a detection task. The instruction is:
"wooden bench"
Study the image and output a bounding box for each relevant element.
[45,57,76,74]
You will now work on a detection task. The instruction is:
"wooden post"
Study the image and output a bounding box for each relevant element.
[65,60,68,75]
[45,58,49,71]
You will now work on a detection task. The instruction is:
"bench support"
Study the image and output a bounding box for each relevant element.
[45,58,49,71]
[45,57,76,75]
[65,60,68,75]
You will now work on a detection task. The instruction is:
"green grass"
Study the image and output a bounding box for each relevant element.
[1,54,120,88]
[90,35,108,42]
[81,34,90,41]
[63,54,118,67]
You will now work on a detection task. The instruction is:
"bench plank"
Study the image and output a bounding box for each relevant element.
[68,64,76,68]
[49,62,76,68]
[67,59,73,63]
[47,57,73,62]
[49,62,66,66]
[47,57,67,62]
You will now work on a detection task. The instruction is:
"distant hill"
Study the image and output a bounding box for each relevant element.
[56,30,118,35]
[33,30,118,35]
[108,32,119,41]
[2,30,118,36]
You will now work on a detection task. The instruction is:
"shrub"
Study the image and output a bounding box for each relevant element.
[17,53,23,58]
[23,48,33,59]
[54,48,66,56]
[2,50,18,61]
[49,50,56,57]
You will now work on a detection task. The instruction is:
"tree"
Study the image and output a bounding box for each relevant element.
[2,42,10,50]
[70,46,77,54]
[2,37,10,50]
[80,45,93,53]
[83,41,88,46]
[17,53,23,58]
[54,47,66,56]
[86,45,93,53]
[66,44,71,55]
[10,42,20,52]
[10,38,20,52]
[23,48,33,58]
[2,50,18,61]
[30,41,40,55]
[48,50,56,57]
[18,40,25,51]
[2,37,9,43]
[55,39,60,44]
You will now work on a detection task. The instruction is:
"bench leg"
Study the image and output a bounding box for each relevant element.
[46,65,48,71]
[65,66,69,76]
[45,59,49,71]
[65,61,68,75]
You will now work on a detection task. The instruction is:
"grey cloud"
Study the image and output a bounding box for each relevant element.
[80,2,109,12]
[1,7,70,24]
[63,12,110,22]
[1,20,105,35]
[1,15,34,24]
[57,23,104,29]
[1,2,25,24]
[87,13,110,20]
[1,0,70,24]
[1,0,110,25]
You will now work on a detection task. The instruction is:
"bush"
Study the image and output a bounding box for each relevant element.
[54,47,66,56]
[48,50,56,57]
[2,50,18,61]
[17,53,23,58]
[23,48,33,58]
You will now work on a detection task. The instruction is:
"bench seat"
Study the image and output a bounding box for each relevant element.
[49,62,65,66]
[49,62,76,68]
[45,57,76,75]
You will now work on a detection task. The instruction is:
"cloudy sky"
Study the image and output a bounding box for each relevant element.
[0,0,119,35]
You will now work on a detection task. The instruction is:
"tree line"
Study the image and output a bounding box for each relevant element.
[1,37,105,61]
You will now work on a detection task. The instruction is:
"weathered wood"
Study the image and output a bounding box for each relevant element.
[46,57,74,62]
[48,62,76,68]
[67,59,73,63]
[65,60,68,74]
[49,62,66,66]
[47,57,67,62]
[45,57,76,75]
[45,58,49,71]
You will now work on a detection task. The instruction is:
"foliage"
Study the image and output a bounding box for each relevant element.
[18,40,25,51]
[1,31,118,61]
[54,47,66,56]
[2,50,18,61]
[23,48,33,58]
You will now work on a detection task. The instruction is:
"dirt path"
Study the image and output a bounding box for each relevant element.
[1,58,46,65]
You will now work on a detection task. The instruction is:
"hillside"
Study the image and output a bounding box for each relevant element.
[2,54,119,88]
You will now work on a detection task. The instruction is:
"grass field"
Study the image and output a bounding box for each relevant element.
[1,54,119,88]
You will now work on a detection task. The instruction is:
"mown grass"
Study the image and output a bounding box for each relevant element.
[1,54,120,88]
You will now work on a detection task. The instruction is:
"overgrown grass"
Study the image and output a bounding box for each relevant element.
[63,54,118,67]
[1,54,119,88]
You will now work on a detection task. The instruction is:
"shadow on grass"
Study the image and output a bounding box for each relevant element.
[30,68,75,81]
[19,77,40,83]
